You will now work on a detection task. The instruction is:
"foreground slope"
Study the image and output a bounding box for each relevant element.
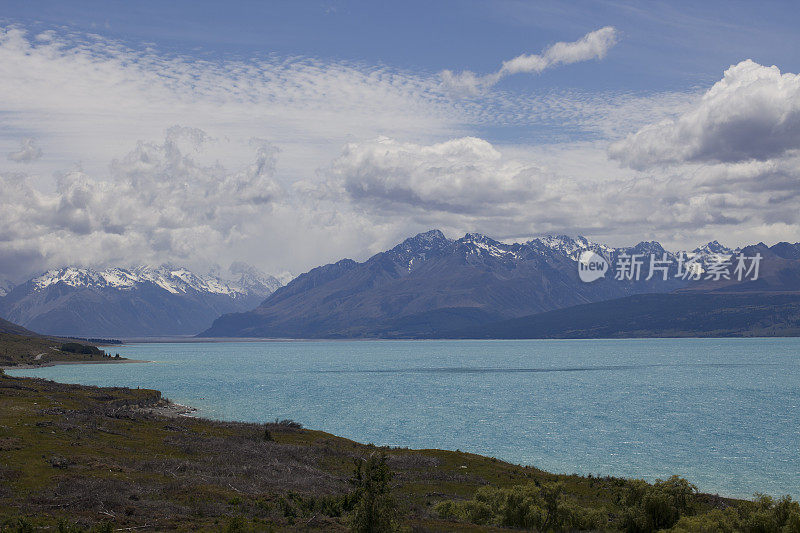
[4,371,796,531]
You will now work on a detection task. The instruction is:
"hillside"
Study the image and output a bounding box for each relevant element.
[0,316,36,336]
[440,292,800,339]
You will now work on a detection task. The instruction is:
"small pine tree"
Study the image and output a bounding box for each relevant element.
[347,453,398,533]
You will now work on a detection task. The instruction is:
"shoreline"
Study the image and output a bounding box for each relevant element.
[1,358,151,370]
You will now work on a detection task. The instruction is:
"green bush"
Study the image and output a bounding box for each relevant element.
[669,494,800,533]
[434,481,605,531]
[60,342,104,356]
[622,476,698,532]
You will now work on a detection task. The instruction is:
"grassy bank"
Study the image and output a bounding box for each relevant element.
[1,370,798,532]
[0,332,124,368]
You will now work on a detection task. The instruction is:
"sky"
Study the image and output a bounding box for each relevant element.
[2,1,800,282]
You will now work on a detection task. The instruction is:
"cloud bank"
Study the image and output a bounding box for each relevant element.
[0,127,283,280]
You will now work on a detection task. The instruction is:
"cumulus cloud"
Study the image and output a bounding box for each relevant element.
[601,59,800,245]
[7,138,42,162]
[322,133,800,252]
[610,60,800,168]
[327,137,551,214]
[441,27,619,95]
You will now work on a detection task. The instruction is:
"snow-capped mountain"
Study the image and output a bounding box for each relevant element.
[0,264,282,337]
[534,234,616,260]
[227,262,283,296]
[29,265,276,298]
[202,230,690,339]
[204,230,800,339]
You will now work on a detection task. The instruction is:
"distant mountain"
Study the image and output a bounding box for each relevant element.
[770,242,800,260]
[202,230,700,338]
[0,265,282,337]
[226,261,284,295]
[687,240,739,258]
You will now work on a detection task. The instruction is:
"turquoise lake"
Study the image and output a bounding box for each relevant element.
[8,338,799,499]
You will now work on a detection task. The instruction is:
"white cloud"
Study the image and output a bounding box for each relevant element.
[7,138,42,162]
[327,137,550,214]
[441,27,619,95]
[600,60,800,248]
[609,60,800,168]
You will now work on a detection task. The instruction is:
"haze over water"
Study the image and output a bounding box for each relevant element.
[10,338,799,499]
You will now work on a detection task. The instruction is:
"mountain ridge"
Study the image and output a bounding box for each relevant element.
[203,230,767,339]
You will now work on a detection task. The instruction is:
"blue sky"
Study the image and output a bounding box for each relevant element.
[1,1,800,279]
[7,0,800,93]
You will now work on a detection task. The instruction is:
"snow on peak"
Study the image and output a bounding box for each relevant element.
[458,233,517,259]
[532,235,612,260]
[692,241,738,256]
[0,278,13,297]
[30,264,281,297]
[412,229,447,244]
[390,230,452,271]
[228,262,283,294]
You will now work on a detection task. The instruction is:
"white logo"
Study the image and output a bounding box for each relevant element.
[578,250,609,283]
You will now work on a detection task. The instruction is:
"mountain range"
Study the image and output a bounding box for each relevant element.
[3,231,797,339]
[0,264,282,337]
[202,230,794,339]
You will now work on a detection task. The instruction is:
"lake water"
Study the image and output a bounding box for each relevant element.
[7,338,799,499]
